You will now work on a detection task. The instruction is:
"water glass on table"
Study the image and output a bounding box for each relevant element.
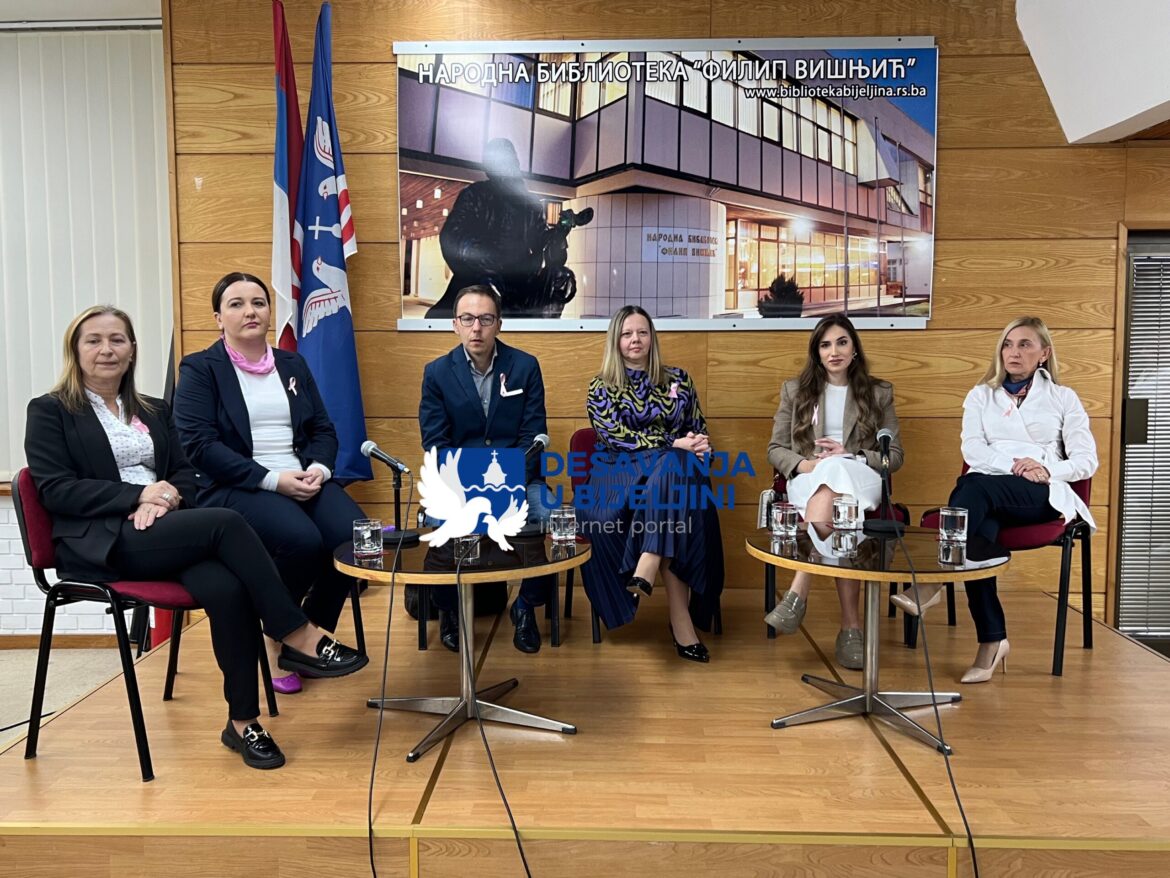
[454,534,481,564]
[550,505,577,542]
[770,502,798,538]
[939,506,968,542]
[353,518,383,558]
[832,495,860,530]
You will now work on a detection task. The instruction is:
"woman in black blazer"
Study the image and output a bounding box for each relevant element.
[25,305,367,770]
[173,273,367,693]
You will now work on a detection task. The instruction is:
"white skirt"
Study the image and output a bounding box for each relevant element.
[786,456,882,518]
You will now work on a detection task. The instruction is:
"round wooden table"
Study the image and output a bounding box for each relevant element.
[746,525,1010,754]
[335,535,591,761]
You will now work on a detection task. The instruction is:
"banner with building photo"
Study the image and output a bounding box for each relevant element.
[394,40,937,330]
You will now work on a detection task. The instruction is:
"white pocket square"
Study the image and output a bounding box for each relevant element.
[499,374,524,397]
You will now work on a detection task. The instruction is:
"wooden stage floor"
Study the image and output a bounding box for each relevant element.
[2,586,1169,877]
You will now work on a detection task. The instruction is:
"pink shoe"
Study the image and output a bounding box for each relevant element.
[271,672,302,694]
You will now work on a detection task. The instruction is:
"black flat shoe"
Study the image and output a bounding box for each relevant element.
[626,575,653,598]
[221,721,285,770]
[509,601,542,654]
[670,624,710,663]
[279,636,369,678]
[439,610,459,653]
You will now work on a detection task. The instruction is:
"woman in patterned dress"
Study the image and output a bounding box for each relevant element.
[575,305,724,662]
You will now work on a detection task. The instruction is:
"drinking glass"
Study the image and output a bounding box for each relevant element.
[770,502,799,537]
[938,540,966,567]
[832,495,860,530]
[939,507,969,542]
[352,518,383,558]
[550,505,577,542]
[454,534,481,564]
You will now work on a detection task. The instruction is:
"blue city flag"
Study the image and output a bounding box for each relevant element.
[293,1,371,480]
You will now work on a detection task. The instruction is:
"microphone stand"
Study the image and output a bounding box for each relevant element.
[383,467,421,547]
[863,449,904,537]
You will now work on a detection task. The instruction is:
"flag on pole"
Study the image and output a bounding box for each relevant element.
[271,0,302,351]
[294,2,371,480]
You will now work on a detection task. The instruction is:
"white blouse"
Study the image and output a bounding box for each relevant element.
[85,389,155,486]
[960,369,1098,530]
[231,365,330,491]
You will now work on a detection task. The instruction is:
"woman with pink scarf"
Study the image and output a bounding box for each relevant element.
[174,273,368,695]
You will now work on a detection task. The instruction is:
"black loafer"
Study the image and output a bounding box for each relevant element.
[626,575,653,598]
[279,636,369,678]
[439,610,459,653]
[221,721,285,770]
[509,602,542,654]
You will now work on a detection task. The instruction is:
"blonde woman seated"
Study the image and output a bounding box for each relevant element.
[765,315,903,669]
[892,316,1097,683]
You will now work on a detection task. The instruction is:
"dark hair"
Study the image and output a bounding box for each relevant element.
[452,284,502,317]
[212,272,270,313]
[791,314,883,455]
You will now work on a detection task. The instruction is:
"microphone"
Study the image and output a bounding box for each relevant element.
[876,427,895,469]
[524,433,551,463]
[360,440,410,474]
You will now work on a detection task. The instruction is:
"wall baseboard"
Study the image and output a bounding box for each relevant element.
[0,634,118,649]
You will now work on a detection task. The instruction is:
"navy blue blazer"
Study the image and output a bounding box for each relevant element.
[24,394,197,581]
[173,339,337,502]
[419,340,548,483]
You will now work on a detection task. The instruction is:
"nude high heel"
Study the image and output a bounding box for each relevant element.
[960,639,1010,684]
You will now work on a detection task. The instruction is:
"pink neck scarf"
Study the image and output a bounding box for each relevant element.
[223,337,275,375]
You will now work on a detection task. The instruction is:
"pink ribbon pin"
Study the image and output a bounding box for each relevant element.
[287,377,298,397]
[669,381,679,399]
[812,404,819,427]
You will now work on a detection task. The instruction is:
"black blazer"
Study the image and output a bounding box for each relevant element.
[173,339,337,502]
[24,393,197,582]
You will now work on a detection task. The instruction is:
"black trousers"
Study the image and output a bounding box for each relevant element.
[112,508,308,721]
[204,481,364,631]
[949,472,1060,643]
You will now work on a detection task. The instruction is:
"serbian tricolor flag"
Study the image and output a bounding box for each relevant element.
[271,0,303,351]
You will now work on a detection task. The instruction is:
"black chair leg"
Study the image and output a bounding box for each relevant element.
[259,634,278,717]
[417,587,429,651]
[129,604,150,657]
[110,600,154,782]
[162,610,184,701]
[564,569,575,618]
[1052,535,1075,677]
[351,582,367,656]
[888,583,898,618]
[1081,533,1093,649]
[713,596,723,636]
[946,582,957,626]
[904,612,919,649]
[24,594,58,762]
[591,604,601,644]
[764,566,777,639]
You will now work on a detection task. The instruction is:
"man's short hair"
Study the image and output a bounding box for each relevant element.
[452,284,502,317]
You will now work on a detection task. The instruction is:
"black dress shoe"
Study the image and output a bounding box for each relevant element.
[439,609,459,653]
[670,624,710,663]
[221,721,285,770]
[626,575,653,598]
[279,635,369,678]
[509,601,542,654]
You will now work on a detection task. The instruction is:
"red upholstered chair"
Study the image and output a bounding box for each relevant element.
[13,468,278,782]
[562,428,721,643]
[919,467,1093,676]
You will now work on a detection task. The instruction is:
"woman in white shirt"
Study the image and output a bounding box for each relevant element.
[892,316,1098,683]
[765,315,904,670]
[174,273,369,694]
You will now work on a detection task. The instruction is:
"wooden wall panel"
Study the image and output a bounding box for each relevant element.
[710,0,1024,54]
[706,329,1114,419]
[177,153,397,242]
[929,240,1116,330]
[173,63,397,154]
[1124,146,1170,223]
[936,148,1127,240]
[179,242,400,330]
[937,56,1064,149]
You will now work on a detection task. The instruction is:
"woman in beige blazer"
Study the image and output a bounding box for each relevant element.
[765,315,903,669]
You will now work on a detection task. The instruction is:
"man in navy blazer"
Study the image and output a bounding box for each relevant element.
[419,284,553,653]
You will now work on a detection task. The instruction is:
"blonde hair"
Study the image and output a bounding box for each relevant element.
[598,305,666,389]
[981,316,1060,387]
[51,305,154,418]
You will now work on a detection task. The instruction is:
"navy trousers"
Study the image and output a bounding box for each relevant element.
[949,472,1060,643]
[203,481,365,632]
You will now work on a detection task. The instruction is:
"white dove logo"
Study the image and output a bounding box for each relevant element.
[419,447,528,551]
[299,256,351,336]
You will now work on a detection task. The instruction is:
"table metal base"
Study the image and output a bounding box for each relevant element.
[368,581,576,761]
[771,580,961,755]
